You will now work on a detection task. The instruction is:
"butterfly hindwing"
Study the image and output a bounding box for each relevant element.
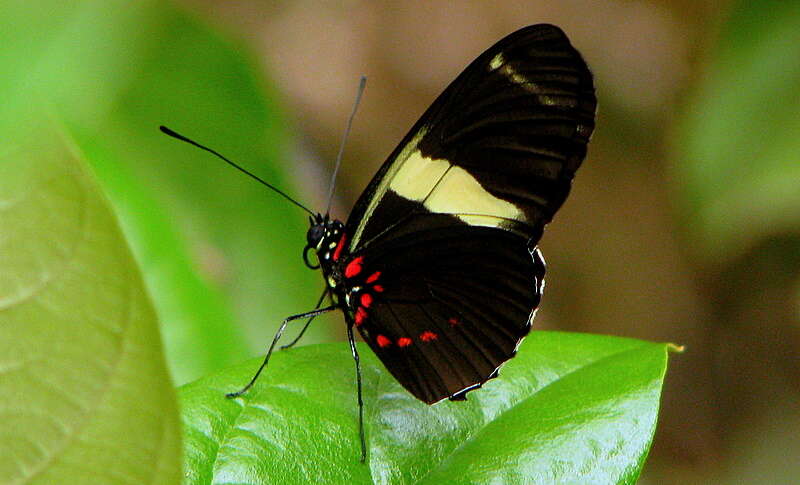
[346,24,596,251]
[346,213,544,403]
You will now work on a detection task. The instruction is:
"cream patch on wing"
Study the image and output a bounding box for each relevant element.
[389,150,449,201]
[390,150,522,227]
[350,130,427,248]
[423,163,522,226]
[351,126,526,248]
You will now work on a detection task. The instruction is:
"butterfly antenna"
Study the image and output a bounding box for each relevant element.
[160,126,315,216]
[325,75,367,216]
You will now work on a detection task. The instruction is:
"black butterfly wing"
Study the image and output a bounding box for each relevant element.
[340,24,595,403]
[348,214,544,404]
[345,24,596,251]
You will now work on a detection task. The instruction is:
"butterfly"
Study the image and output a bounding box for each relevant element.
[162,23,596,462]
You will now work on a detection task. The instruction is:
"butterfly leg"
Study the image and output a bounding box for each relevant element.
[226,305,337,398]
[280,288,329,350]
[346,323,367,462]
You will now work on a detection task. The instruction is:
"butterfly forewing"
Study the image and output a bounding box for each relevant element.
[346,24,596,251]
[337,24,595,403]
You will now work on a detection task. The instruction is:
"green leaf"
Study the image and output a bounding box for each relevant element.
[180,332,673,484]
[672,0,800,264]
[0,111,181,482]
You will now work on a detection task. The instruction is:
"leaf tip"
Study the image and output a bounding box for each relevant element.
[667,343,686,354]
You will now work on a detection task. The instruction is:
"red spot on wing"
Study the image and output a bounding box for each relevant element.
[376,335,391,347]
[344,256,364,278]
[397,337,412,347]
[373,285,384,293]
[354,307,367,326]
[332,233,347,262]
[366,271,381,283]
[448,317,460,327]
[360,293,373,308]
[420,331,438,342]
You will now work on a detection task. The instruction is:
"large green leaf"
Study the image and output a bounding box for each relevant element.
[180,332,673,484]
[672,0,800,264]
[0,112,181,483]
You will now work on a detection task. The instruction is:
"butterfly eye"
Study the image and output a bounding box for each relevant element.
[306,224,325,247]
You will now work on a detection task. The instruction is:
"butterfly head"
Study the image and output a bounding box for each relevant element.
[303,213,345,270]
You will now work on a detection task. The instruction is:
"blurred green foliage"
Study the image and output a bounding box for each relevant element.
[673,0,800,265]
[0,1,328,385]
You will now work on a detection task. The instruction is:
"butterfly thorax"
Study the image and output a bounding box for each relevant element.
[304,213,349,298]
[304,214,386,326]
